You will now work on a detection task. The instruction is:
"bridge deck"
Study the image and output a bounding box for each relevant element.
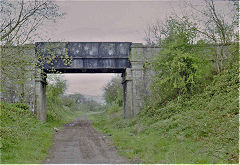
[36,42,131,73]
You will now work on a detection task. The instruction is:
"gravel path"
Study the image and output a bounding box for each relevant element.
[44,116,129,164]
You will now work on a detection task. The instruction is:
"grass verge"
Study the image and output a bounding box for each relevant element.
[0,102,81,164]
[88,63,239,164]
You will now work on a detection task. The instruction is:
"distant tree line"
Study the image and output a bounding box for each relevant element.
[62,93,103,112]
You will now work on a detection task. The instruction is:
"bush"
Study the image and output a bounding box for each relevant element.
[14,103,29,110]
[104,76,122,106]
[149,17,214,106]
[1,102,53,163]
[90,58,239,163]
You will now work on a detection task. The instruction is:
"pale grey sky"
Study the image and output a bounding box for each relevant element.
[44,0,181,96]
[43,0,229,96]
[45,1,184,43]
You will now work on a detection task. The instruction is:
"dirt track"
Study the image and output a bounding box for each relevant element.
[44,116,129,164]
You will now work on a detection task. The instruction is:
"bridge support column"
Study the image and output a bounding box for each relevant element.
[122,64,144,118]
[131,61,144,115]
[35,70,47,121]
[122,68,133,118]
[122,43,146,118]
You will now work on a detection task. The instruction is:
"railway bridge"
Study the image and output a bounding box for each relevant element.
[35,42,161,121]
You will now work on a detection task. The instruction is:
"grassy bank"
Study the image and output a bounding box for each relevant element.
[0,74,103,163]
[89,63,239,164]
[0,102,80,164]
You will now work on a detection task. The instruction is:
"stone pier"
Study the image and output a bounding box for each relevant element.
[35,70,47,121]
[122,68,133,118]
[122,43,161,118]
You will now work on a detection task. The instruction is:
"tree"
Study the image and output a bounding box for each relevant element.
[185,0,238,72]
[47,74,66,105]
[187,0,238,44]
[149,17,213,105]
[0,0,63,103]
[145,0,238,73]
[0,0,63,45]
[104,76,122,106]
[145,16,199,46]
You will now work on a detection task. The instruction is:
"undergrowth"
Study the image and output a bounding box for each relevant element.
[89,61,239,164]
[0,101,81,163]
[0,74,101,163]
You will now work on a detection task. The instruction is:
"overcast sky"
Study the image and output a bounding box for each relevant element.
[43,0,229,97]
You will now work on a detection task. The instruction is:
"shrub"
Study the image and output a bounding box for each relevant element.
[150,17,213,105]
[104,76,122,106]
[14,103,29,111]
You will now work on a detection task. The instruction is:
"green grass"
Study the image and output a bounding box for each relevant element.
[88,63,239,164]
[89,112,221,164]
[0,102,81,164]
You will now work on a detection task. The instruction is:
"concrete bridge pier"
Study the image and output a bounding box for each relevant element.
[122,68,133,118]
[35,70,47,121]
[131,61,145,116]
[122,43,145,118]
[122,66,144,118]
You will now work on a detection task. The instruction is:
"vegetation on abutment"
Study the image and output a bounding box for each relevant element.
[89,4,239,162]
[89,56,238,163]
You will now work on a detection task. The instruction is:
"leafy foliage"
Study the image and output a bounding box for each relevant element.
[1,102,54,163]
[150,17,214,105]
[0,45,35,103]
[0,0,66,104]
[1,74,99,163]
[46,75,78,122]
[46,75,103,122]
[92,16,239,164]
[89,58,239,163]
[104,76,122,106]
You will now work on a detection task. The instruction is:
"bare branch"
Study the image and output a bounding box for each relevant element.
[0,0,62,45]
